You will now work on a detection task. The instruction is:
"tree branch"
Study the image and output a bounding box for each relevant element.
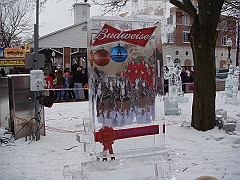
[170,0,197,19]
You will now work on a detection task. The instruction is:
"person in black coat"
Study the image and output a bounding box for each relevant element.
[73,67,83,100]
[81,68,88,100]
[180,67,187,93]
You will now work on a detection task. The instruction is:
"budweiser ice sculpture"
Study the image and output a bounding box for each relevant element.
[78,16,175,180]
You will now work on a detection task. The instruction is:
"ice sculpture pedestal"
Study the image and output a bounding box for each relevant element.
[225,98,240,106]
[177,96,189,103]
[164,97,181,115]
[81,146,175,180]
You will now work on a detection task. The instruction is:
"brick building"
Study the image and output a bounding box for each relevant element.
[161,6,237,69]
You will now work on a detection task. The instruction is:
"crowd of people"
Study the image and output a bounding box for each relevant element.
[45,66,88,103]
[164,66,194,94]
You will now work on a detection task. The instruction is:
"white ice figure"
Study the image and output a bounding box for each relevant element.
[225,65,240,105]
[232,66,239,99]
[164,55,178,106]
[175,65,183,97]
[164,55,181,115]
[225,65,234,98]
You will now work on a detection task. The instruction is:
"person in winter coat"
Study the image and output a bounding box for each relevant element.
[81,68,88,100]
[0,68,5,77]
[63,69,69,101]
[180,67,187,93]
[55,69,65,102]
[46,73,54,97]
[73,67,83,101]
[68,71,75,100]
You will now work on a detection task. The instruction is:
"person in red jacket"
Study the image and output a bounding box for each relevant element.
[46,72,55,97]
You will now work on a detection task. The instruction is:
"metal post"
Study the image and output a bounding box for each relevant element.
[226,38,232,69]
[52,51,55,73]
[34,0,40,141]
[228,46,231,68]
[236,19,240,67]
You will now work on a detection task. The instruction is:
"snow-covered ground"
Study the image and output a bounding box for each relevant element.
[0,91,240,180]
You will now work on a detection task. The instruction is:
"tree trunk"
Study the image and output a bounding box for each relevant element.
[190,19,217,131]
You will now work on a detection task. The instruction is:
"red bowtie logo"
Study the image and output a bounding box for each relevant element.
[92,24,157,47]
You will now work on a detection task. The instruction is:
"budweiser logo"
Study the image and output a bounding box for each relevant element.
[92,24,157,47]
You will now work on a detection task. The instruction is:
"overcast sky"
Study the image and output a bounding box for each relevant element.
[39,0,101,36]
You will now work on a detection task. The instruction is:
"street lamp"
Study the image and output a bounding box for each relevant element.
[226,38,232,68]
[52,51,55,72]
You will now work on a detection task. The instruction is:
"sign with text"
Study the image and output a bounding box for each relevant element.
[0,59,25,66]
[4,48,26,58]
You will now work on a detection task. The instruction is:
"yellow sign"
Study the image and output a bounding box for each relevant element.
[4,48,26,58]
[0,60,25,66]
[25,44,30,53]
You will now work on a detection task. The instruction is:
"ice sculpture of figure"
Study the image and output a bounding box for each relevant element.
[175,65,183,97]
[225,65,234,98]
[164,55,181,115]
[232,66,239,99]
[225,65,240,105]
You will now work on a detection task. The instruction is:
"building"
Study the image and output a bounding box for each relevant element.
[29,2,90,74]
[161,7,237,69]
[29,3,237,75]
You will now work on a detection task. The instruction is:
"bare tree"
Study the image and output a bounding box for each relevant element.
[92,0,130,15]
[221,0,240,66]
[0,0,37,47]
[90,0,240,131]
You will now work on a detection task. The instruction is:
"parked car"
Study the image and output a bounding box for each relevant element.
[216,68,229,79]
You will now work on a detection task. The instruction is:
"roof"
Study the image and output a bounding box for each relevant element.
[28,20,88,44]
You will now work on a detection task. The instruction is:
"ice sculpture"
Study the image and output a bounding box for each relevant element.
[225,65,240,105]
[75,15,176,180]
[164,55,181,115]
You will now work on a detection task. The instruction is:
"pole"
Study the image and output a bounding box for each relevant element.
[236,19,240,67]
[34,0,40,141]
[227,46,231,68]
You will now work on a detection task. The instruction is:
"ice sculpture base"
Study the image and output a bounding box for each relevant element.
[178,96,189,103]
[164,97,181,115]
[225,98,240,106]
[165,108,181,116]
[80,147,175,180]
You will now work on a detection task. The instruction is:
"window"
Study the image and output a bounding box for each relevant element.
[182,15,190,25]
[167,14,173,25]
[221,36,227,46]
[174,58,181,65]
[167,33,173,43]
[221,20,227,30]
[183,31,190,43]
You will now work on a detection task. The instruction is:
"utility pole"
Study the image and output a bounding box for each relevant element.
[34,0,40,141]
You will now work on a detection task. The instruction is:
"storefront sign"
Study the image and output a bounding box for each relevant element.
[4,48,26,58]
[0,59,25,65]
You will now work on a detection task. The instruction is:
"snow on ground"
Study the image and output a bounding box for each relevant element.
[0,91,240,180]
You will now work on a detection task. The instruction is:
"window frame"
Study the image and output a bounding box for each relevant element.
[182,15,190,25]
[167,32,173,43]
[183,31,190,43]
[221,20,227,31]
[221,36,227,46]
[167,14,173,25]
